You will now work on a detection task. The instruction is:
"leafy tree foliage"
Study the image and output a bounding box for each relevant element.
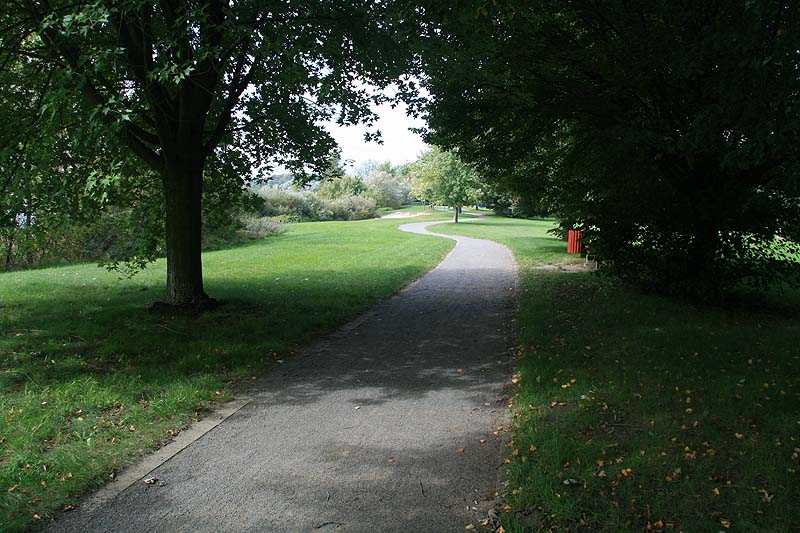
[417,1,800,294]
[409,147,480,222]
[364,170,412,209]
[317,175,368,200]
[1,0,413,306]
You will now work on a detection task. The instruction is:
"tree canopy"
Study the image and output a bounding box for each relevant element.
[409,147,480,222]
[416,1,800,294]
[1,0,414,306]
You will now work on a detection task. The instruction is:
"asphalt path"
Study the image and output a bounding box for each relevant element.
[53,217,518,533]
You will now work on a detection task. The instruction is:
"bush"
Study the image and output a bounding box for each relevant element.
[238,215,286,239]
[329,195,379,220]
[317,175,367,199]
[365,171,412,209]
[251,187,378,222]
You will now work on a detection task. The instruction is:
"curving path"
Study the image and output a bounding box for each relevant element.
[54,218,518,533]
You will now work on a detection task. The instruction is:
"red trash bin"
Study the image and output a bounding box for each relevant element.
[567,230,583,254]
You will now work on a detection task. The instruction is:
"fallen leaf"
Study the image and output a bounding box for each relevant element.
[456,448,465,454]
[143,477,158,485]
[479,439,487,443]
[465,525,475,531]
[620,468,632,477]
[720,518,731,528]
[353,406,361,410]
[32,514,41,520]
[387,457,396,465]
[129,425,136,432]
[7,485,17,493]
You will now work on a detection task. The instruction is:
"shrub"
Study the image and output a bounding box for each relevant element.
[325,195,379,221]
[251,187,378,222]
[365,171,412,209]
[317,175,367,199]
[238,215,286,239]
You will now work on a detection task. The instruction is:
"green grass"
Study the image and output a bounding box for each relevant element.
[435,215,800,532]
[0,215,456,530]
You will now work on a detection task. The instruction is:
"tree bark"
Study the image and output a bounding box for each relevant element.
[453,205,460,223]
[161,152,210,307]
[4,227,15,268]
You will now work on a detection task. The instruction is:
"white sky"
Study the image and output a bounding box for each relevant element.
[325,99,429,170]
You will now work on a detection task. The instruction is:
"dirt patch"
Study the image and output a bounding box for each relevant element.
[535,262,596,273]
[380,211,433,219]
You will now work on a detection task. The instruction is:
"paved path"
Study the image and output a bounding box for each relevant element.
[54,219,517,533]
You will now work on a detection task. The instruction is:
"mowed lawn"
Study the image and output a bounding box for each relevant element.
[0,214,453,530]
[435,216,800,532]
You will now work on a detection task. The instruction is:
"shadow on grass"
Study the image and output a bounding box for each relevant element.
[503,270,800,530]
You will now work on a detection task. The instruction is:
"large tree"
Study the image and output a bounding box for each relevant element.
[416,1,800,294]
[1,0,412,307]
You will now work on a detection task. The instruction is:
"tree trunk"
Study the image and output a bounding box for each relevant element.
[4,228,15,268]
[161,155,211,308]
[453,205,461,223]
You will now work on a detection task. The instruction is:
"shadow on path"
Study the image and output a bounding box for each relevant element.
[54,218,518,533]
